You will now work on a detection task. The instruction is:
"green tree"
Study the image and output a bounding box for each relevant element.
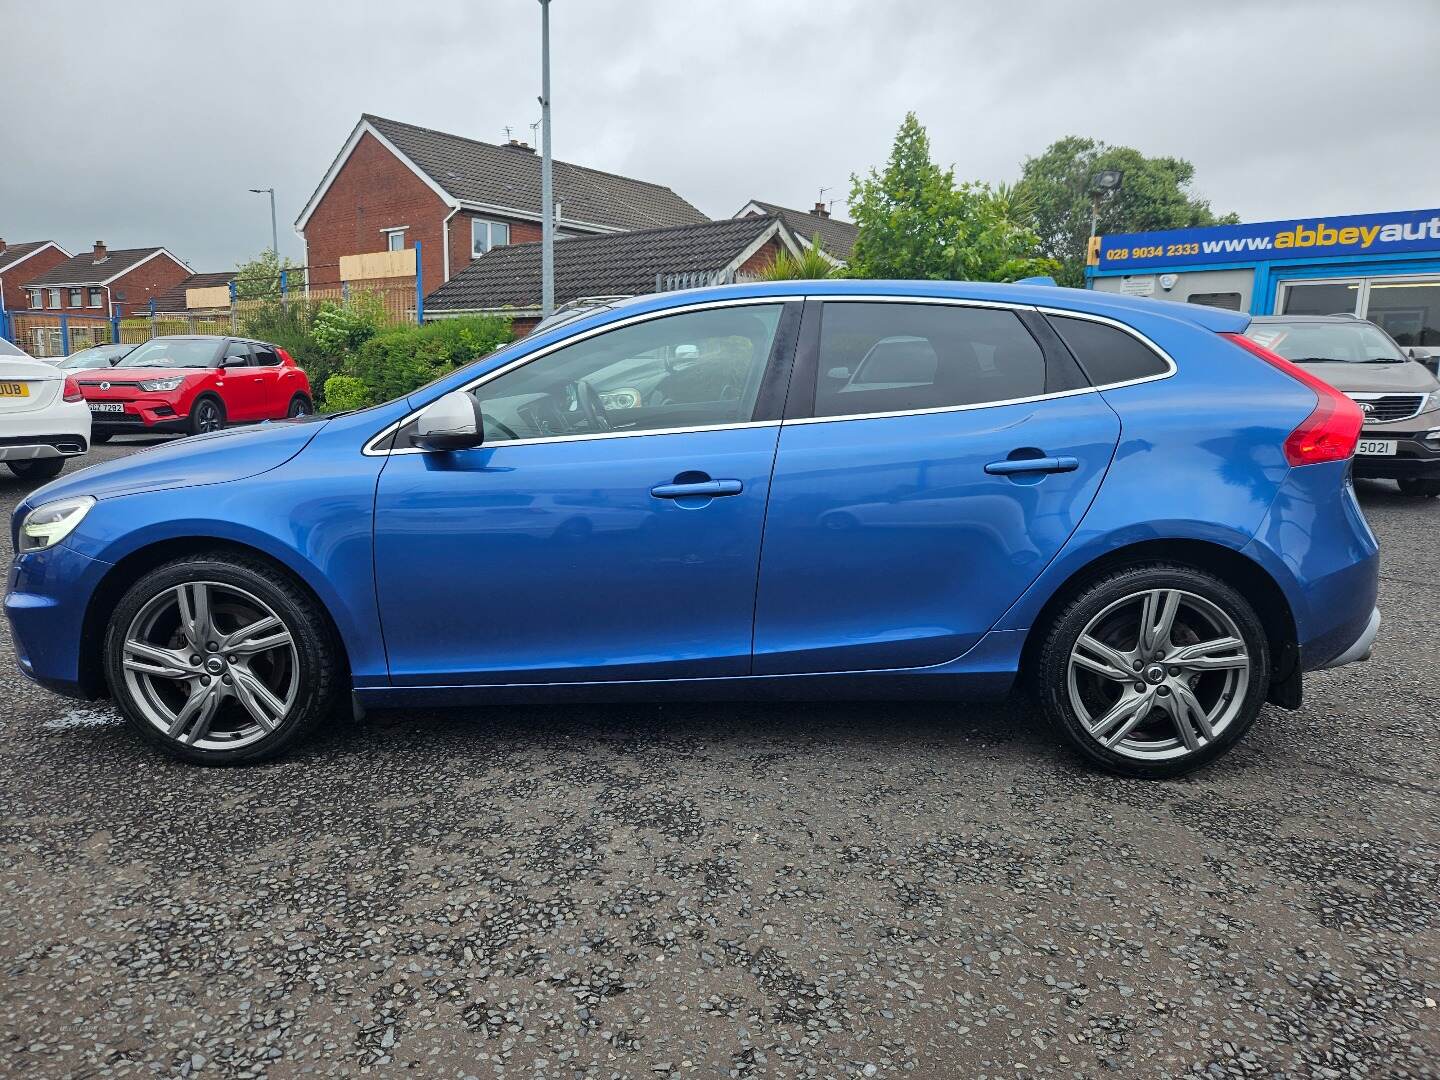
[758,236,838,281]
[233,249,307,301]
[847,112,1056,283]
[1014,136,1239,286]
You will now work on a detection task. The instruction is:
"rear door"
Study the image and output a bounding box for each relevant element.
[752,299,1121,674]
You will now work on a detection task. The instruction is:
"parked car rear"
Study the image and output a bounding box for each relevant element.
[76,335,312,442]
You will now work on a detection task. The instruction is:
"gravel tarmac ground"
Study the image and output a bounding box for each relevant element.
[1,436,1436,1079]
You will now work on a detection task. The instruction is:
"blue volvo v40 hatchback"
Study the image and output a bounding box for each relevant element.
[6,282,1379,777]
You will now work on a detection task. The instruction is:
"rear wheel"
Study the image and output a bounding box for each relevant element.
[189,396,225,435]
[1397,477,1440,498]
[1037,564,1270,778]
[287,394,312,419]
[103,554,341,764]
[91,431,113,444]
[6,458,65,481]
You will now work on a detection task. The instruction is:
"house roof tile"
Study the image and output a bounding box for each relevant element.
[740,200,857,259]
[25,247,182,287]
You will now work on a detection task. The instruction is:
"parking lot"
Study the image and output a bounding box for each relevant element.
[0,438,1435,1079]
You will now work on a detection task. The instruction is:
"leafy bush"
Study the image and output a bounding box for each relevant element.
[310,292,387,354]
[343,315,513,404]
[321,374,374,413]
[759,236,837,280]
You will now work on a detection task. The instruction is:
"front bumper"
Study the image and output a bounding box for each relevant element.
[84,394,188,431]
[5,541,112,697]
[1352,425,1440,479]
[1318,606,1381,669]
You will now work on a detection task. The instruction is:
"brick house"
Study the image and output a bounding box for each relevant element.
[21,242,191,317]
[733,199,858,263]
[151,271,239,313]
[425,215,802,335]
[0,240,70,315]
[295,114,710,292]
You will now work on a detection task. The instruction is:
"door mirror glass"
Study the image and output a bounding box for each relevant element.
[413,390,485,451]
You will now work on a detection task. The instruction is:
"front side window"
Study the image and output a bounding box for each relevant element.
[471,218,511,257]
[460,304,784,443]
[814,302,1047,418]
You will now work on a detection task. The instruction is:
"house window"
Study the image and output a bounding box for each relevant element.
[471,218,510,257]
[28,289,42,308]
[382,228,407,252]
[69,288,83,307]
[48,289,62,309]
[89,288,103,308]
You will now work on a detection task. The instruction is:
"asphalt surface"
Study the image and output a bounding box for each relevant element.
[1,437,1436,1079]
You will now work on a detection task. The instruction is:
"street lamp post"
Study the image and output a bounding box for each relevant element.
[249,187,279,258]
[538,0,554,317]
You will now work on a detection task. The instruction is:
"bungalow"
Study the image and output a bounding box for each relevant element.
[424,214,803,335]
[0,240,70,315]
[21,242,191,317]
[733,199,858,262]
[151,271,239,314]
[295,114,710,292]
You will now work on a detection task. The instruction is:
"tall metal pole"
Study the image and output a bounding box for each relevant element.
[249,187,279,258]
[539,0,554,316]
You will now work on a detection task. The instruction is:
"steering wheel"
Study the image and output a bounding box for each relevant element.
[571,379,610,432]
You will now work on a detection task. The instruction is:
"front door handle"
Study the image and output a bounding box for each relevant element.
[650,479,743,499]
[984,455,1080,476]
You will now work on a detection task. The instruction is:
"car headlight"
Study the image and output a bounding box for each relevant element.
[1422,389,1440,415]
[18,496,95,553]
[138,376,185,392]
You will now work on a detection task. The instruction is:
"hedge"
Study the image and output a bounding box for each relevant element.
[339,315,513,406]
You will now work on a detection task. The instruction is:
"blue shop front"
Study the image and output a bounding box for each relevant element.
[1087,207,1440,354]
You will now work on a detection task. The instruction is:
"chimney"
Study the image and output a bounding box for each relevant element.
[504,138,535,154]
[812,201,830,219]
[93,240,108,263]
[0,238,6,255]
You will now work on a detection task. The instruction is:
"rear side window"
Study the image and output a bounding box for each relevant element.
[1047,315,1169,386]
[815,302,1047,418]
[251,344,281,366]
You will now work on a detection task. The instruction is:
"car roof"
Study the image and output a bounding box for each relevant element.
[1249,314,1369,324]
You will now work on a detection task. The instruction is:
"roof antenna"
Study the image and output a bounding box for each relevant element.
[818,185,830,205]
[530,118,542,144]
[503,125,514,142]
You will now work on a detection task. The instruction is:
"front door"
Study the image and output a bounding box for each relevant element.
[219,341,266,421]
[753,299,1121,674]
[374,301,799,686]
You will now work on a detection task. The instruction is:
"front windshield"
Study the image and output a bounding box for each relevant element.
[57,345,127,370]
[1246,321,1407,364]
[0,337,29,358]
[120,338,221,368]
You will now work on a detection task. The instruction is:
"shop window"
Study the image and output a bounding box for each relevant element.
[1187,293,1242,311]
[1281,281,1360,316]
[1364,278,1440,346]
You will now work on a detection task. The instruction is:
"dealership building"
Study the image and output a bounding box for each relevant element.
[1087,207,1440,351]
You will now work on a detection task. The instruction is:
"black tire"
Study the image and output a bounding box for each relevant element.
[286,394,313,419]
[1035,563,1270,779]
[7,457,66,481]
[103,552,342,765]
[189,395,226,436]
[1397,477,1440,498]
[91,431,113,444]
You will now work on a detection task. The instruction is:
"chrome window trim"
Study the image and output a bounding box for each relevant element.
[363,293,1182,453]
[362,296,792,456]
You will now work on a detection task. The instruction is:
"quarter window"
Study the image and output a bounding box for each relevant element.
[456,305,784,443]
[471,218,511,257]
[814,302,1047,418]
[1047,315,1169,386]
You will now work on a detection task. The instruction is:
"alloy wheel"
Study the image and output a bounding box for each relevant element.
[288,398,310,418]
[197,401,222,432]
[120,581,298,750]
[1065,588,1252,762]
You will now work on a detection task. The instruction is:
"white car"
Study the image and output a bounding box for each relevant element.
[0,337,92,481]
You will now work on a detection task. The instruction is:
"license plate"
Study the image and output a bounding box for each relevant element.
[0,382,30,398]
[88,402,125,414]
[1356,438,1397,456]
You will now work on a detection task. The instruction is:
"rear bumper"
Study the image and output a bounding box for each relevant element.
[1318,606,1380,670]
[0,399,92,459]
[0,435,89,460]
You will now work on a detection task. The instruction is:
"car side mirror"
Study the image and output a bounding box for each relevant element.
[826,366,852,380]
[220,355,248,368]
[412,390,485,452]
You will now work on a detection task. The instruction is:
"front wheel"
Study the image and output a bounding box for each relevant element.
[104,554,342,764]
[6,457,66,481]
[189,396,225,435]
[1397,477,1440,498]
[1036,564,1270,779]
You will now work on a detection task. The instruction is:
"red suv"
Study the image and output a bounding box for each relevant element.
[75,336,312,442]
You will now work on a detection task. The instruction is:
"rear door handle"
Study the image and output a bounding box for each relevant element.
[984,456,1080,476]
[650,479,743,499]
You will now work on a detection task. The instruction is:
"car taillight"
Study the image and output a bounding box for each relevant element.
[62,376,83,403]
[1223,332,1364,467]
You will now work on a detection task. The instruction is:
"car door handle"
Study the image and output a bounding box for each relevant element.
[650,479,743,499]
[984,456,1080,475]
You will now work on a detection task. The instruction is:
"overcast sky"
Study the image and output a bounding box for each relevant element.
[4,0,1438,271]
